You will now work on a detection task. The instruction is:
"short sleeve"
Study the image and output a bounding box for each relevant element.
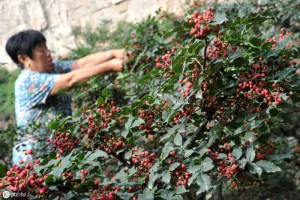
[53,60,73,73]
[28,72,59,106]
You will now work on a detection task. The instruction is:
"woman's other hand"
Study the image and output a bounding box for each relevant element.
[109,58,124,72]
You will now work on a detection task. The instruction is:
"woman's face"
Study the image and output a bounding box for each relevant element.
[25,43,53,73]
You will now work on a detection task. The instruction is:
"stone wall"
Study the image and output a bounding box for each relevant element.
[0,0,188,70]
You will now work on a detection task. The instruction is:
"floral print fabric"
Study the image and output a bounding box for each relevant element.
[12,60,73,165]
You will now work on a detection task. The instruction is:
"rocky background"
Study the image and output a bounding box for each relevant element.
[0,0,187,70]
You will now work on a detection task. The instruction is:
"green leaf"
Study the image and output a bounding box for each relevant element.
[138,191,154,200]
[184,149,194,157]
[96,96,105,105]
[276,39,287,49]
[244,131,255,142]
[85,149,108,161]
[125,117,134,130]
[250,120,262,129]
[174,132,183,146]
[247,37,262,48]
[246,147,255,163]
[197,173,211,191]
[160,143,174,160]
[249,163,263,176]
[175,185,187,194]
[0,163,7,178]
[217,153,227,159]
[131,118,146,127]
[102,87,109,97]
[256,160,281,173]
[269,108,279,117]
[169,162,180,171]
[201,158,214,172]
[162,171,171,184]
[62,191,77,200]
[53,152,73,178]
[212,13,228,25]
[138,74,151,84]
[45,174,56,184]
[232,147,242,160]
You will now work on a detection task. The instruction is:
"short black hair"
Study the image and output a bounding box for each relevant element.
[5,29,46,68]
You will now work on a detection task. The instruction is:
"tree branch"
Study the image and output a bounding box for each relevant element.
[110,151,132,168]
[186,121,207,149]
[203,37,209,68]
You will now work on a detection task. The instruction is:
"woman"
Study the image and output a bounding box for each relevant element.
[5,29,125,165]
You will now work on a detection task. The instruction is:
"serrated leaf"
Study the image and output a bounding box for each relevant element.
[197,173,211,191]
[138,191,154,200]
[102,87,111,98]
[45,174,56,184]
[246,147,255,163]
[249,163,263,176]
[86,149,108,161]
[212,13,228,25]
[96,96,105,105]
[232,147,242,160]
[269,108,279,117]
[0,163,7,178]
[256,160,281,173]
[201,158,214,172]
[162,171,171,184]
[217,153,227,159]
[175,185,187,194]
[244,132,255,142]
[131,118,146,127]
[184,149,194,157]
[174,132,183,146]
[160,143,174,160]
[125,117,134,130]
[138,74,151,84]
[250,120,262,129]
[170,162,180,171]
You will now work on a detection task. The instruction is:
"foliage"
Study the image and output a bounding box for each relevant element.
[0,67,20,115]
[1,4,300,200]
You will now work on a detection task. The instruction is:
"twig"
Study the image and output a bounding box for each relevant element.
[203,37,209,68]
[110,151,132,168]
[186,121,207,149]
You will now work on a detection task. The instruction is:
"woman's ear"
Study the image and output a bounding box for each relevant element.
[17,55,30,68]
[17,55,26,64]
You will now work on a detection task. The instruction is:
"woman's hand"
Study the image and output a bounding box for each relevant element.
[109,58,124,72]
[112,48,127,60]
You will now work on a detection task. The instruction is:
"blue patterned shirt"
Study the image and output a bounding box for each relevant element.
[15,60,73,127]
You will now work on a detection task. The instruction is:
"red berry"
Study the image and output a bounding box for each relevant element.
[26,149,33,155]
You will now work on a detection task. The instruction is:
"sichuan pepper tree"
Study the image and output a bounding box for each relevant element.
[1,7,300,200]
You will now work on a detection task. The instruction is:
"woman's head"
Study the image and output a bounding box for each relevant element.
[6,29,53,72]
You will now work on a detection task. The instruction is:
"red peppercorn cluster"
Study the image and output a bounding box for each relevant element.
[255,142,275,160]
[48,132,80,154]
[90,183,121,200]
[137,109,156,133]
[155,48,176,78]
[167,151,191,186]
[80,101,126,153]
[188,8,218,39]
[266,28,293,48]
[206,38,229,60]
[177,62,201,98]
[131,148,156,181]
[173,105,195,124]
[237,62,284,108]
[0,164,47,195]
[208,146,239,179]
